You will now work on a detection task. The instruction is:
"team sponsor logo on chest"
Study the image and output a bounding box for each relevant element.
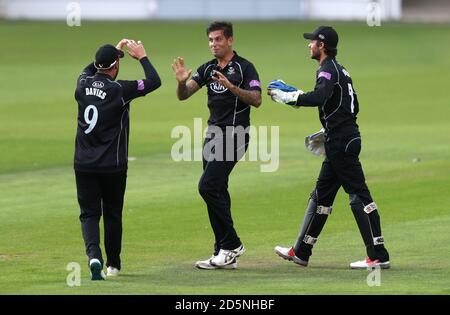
[85,87,107,99]
[209,81,228,94]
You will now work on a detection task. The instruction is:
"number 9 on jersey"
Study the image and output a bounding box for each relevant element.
[84,105,98,134]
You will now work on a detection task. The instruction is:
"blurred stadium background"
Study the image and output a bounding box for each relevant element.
[1,0,449,295]
[2,0,450,22]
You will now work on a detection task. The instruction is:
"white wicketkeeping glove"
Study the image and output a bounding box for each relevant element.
[267,79,304,108]
[305,128,326,156]
[268,89,303,107]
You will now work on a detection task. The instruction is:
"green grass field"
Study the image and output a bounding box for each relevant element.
[1,21,450,294]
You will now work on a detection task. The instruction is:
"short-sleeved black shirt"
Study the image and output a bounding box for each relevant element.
[191,51,261,128]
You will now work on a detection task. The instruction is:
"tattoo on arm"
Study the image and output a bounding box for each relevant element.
[177,80,200,100]
[229,86,262,107]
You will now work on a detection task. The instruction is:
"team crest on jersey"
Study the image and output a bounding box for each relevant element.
[209,81,228,93]
[227,67,235,75]
[92,81,104,88]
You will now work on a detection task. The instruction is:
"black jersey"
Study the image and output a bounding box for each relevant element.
[192,51,261,128]
[297,56,360,136]
[74,57,161,173]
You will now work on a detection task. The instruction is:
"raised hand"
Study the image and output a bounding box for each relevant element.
[211,70,233,89]
[126,40,147,60]
[116,38,131,51]
[172,57,192,84]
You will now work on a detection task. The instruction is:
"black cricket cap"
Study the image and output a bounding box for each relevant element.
[303,26,339,49]
[94,44,124,70]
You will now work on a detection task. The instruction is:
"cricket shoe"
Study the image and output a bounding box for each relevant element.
[89,258,106,280]
[106,266,120,277]
[195,256,237,270]
[210,244,245,267]
[350,257,390,269]
[274,246,308,267]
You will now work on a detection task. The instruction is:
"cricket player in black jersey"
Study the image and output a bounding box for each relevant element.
[74,39,161,280]
[268,26,390,269]
[172,21,262,270]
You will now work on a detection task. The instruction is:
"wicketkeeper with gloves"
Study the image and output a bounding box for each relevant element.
[268,26,390,269]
